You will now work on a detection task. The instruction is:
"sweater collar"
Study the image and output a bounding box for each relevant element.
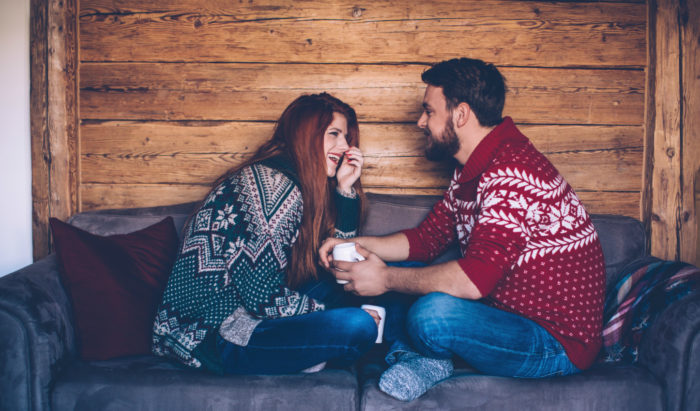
[456,117,527,183]
[259,154,301,186]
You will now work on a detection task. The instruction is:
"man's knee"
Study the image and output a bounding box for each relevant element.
[405,293,457,355]
[408,292,457,322]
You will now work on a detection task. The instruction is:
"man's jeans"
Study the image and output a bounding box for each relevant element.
[216,275,376,374]
[405,292,580,378]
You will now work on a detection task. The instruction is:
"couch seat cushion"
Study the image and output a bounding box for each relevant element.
[360,364,661,411]
[52,356,359,411]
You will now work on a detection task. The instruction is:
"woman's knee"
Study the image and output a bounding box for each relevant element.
[332,308,378,348]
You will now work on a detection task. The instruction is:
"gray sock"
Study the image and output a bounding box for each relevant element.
[378,354,454,401]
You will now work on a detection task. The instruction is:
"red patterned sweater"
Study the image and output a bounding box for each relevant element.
[403,117,605,370]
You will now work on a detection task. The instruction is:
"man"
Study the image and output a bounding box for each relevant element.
[319,58,606,401]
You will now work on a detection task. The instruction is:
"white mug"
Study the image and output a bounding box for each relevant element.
[332,242,365,284]
[361,304,386,344]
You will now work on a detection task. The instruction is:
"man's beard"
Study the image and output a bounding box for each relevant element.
[424,118,460,162]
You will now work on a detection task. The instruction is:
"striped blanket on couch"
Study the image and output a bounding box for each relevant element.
[599,256,700,363]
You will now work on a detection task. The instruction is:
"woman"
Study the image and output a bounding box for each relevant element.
[152,93,379,374]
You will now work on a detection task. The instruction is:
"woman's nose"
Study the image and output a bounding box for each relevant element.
[336,138,349,150]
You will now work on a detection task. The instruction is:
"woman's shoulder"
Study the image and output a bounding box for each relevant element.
[247,161,300,193]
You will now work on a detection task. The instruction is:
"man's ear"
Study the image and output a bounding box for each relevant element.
[453,102,471,128]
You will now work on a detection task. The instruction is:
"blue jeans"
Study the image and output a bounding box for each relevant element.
[217,275,377,374]
[406,292,580,378]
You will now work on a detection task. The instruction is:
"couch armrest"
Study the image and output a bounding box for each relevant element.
[0,255,76,411]
[638,292,700,411]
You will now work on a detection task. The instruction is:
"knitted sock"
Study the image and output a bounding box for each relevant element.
[378,353,454,401]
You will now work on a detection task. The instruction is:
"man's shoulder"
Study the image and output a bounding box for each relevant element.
[487,140,559,178]
[480,144,571,201]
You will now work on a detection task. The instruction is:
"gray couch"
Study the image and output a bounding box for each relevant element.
[1,193,698,411]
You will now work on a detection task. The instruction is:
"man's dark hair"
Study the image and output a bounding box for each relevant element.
[421,58,506,127]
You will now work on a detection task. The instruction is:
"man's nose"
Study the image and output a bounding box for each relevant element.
[417,112,427,129]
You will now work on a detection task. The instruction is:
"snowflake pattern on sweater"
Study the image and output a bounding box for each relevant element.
[403,118,606,369]
[152,158,358,368]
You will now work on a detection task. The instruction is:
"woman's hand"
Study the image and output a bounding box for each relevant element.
[363,308,381,326]
[318,237,349,269]
[335,146,364,192]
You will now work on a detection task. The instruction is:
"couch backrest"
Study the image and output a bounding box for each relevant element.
[67,193,647,291]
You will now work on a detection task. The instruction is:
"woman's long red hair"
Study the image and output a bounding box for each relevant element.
[212,93,363,288]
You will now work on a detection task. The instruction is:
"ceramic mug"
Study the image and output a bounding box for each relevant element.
[332,242,365,284]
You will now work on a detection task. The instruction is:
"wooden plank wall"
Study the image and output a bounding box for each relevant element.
[76,0,647,220]
[648,0,700,264]
[52,0,700,262]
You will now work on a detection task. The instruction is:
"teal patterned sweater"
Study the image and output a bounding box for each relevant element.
[152,156,359,369]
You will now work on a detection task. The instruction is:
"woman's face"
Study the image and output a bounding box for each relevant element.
[323,112,350,177]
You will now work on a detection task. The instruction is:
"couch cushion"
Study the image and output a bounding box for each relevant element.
[590,214,647,289]
[52,356,359,411]
[50,217,179,360]
[68,202,197,240]
[360,364,662,411]
[362,193,459,264]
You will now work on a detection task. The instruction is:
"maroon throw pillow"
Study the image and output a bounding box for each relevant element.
[49,217,179,360]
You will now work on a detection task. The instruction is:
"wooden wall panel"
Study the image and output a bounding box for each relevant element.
[80,184,640,219]
[81,122,642,157]
[79,0,645,67]
[73,0,648,226]
[680,0,700,265]
[79,64,645,125]
[30,0,79,259]
[647,0,700,264]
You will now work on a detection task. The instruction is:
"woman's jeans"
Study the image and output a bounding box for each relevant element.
[216,276,377,374]
[405,292,580,378]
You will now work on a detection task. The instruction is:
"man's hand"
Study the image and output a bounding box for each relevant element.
[318,237,350,269]
[332,244,389,296]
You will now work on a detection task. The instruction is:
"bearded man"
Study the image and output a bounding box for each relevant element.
[319,58,606,401]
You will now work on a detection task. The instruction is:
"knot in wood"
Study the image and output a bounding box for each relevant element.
[352,7,364,18]
[666,147,675,158]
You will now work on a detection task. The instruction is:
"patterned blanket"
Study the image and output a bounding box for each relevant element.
[599,256,700,363]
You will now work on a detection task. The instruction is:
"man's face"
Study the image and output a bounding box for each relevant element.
[417,85,460,162]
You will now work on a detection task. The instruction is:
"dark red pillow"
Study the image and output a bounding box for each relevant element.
[49,217,179,360]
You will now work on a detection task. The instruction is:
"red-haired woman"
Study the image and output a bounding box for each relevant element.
[152,93,379,374]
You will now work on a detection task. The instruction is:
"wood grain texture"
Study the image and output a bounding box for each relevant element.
[30,0,50,260]
[48,0,79,219]
[680,0,700,265]
[78,0,646,67]
[650,0,682,260]
[79,148,641,192]
[79,63,645,125]
[80,121,642,156]
[68,0,649,226]
[30,0,79,260]
[80,182,640,219]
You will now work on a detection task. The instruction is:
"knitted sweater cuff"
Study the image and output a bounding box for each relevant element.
[334,189,360,236]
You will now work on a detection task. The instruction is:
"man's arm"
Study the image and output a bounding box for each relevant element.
[333,246,483,300]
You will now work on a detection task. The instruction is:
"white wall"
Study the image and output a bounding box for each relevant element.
[0,0,32,276]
